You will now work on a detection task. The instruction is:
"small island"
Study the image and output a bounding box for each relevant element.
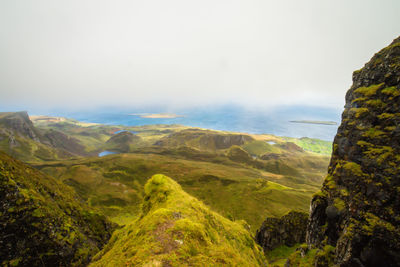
[130,113,184,119]
[289,120,337,125]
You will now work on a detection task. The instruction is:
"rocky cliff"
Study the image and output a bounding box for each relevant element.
[256,211,308,252]
[307,37,400,266]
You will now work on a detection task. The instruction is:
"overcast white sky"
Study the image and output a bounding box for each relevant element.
[1,0,399,111]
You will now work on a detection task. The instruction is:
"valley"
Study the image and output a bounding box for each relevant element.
[2,34,400,264]
[6,112,329,230]
[0,110,331,266]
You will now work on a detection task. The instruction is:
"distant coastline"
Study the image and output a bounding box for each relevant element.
[289,120,337,126]
[129,113,184,119]
[44,106,340,140]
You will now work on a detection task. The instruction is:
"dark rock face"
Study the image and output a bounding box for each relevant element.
[0,151,114,266]
[306,37,400,266]
[256,211,308,252]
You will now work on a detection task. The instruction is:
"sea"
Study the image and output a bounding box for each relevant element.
[52,105,342,142]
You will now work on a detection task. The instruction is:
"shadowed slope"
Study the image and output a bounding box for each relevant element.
[0,151,114,266]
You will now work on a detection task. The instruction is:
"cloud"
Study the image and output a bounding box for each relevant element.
[1,0,399,111]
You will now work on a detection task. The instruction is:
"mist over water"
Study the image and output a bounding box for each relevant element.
[48,105,341,141]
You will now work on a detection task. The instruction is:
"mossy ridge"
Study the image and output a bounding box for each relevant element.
[0,151,114,266]
[90,174,266,266]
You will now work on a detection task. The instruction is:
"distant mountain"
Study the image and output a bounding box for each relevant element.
[0,111,90,161]
[0,151,114,266]
[0,111,41,141]
[103,131,141,152]
[154,128,254,151]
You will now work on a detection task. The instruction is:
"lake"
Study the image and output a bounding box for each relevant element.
[98,151,118,157]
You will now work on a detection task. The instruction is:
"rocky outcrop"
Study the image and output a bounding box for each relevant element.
[256,211,308,252]
[0,151,115,266]
[306,36,400,266]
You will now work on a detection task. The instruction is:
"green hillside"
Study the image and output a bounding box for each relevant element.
[34,149,328,230]
[90,174,266,266]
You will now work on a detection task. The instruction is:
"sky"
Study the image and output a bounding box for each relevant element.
[1,0,400,112]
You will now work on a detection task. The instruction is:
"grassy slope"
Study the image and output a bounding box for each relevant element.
[0,132,66,162]
[34,150,328,231]
[266,244,333,267]
[0,113,70,162]
[242,140,283,155]
[90,174,266,266]
[282,137,332,155]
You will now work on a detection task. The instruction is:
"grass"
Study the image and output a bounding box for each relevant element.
[285,245,319,266]
[242,140,283,156]
[33,151,327,231]
[89,174,266,266]
[266,245,299,266]
[283,137,332,155]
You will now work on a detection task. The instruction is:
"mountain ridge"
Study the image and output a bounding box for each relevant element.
[89,174,266,266]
